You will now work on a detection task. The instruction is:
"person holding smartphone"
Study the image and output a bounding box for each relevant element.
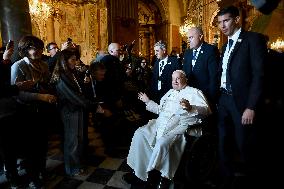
[11,35,57,188]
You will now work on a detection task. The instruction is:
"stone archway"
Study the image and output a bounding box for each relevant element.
[209,9,220,47]
[138,0,164,62]
[152,0,168,21]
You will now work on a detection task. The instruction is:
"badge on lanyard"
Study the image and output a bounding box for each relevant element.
[158,80,161,90]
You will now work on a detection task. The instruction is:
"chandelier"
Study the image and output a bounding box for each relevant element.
[270,38,284,51]
[179,19,195,37]
[28,0,52,20]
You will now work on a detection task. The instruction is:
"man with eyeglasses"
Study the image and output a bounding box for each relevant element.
[44,41,72,74]
[43,42,60,74]
[46,42,59,57]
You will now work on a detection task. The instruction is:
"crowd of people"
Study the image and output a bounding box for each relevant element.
[0,4,283,189]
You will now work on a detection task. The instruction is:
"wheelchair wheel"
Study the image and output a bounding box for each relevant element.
[184,133,217,184]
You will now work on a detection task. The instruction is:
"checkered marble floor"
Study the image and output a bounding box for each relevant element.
[0,121,218,189]
[0,126,146,189]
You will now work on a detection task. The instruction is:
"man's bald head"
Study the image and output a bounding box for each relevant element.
[108,43,120,57]
[187,26,204,49]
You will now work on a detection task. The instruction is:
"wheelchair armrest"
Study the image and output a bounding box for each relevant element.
[185,123,203,138]
[184,116,211,138]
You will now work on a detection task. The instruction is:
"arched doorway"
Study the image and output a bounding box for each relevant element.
[138,0,162,63]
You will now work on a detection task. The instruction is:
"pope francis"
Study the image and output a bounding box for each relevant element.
[126,70,211,188]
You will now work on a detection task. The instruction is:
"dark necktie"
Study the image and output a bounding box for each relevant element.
[228,39,234,50]
[226,39,234,91]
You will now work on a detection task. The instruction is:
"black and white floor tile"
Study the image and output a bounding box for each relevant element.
[0,126,143,189]
[1,120,220,189]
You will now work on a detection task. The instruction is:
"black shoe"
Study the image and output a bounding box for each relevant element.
[9,177,23,189]
[6,172,22,189]
[122,172,144,184]
[144,170,161,189]
[157,177,172,189]
[144,182,158,189]
[28,181,44,189]
[28,177,44,189]
[218,176,234,189]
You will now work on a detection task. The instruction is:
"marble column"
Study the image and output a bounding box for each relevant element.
[0,0,32,61]
[46,16,55,43]
[149,26,154,60]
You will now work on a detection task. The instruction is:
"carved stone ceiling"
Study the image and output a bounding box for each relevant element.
[42,0,99,4]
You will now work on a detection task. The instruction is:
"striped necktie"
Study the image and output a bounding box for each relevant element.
[192,49,197,60]
[159,60,164,74]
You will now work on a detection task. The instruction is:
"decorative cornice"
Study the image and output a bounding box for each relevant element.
[45,0,99,6]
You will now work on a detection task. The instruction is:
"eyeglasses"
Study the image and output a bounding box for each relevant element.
[49,47,58,51]
[28,46,43,51]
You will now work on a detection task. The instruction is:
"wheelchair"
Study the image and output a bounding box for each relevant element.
[173,116,218,189]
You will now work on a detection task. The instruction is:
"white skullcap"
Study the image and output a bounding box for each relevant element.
[174,70,186,77]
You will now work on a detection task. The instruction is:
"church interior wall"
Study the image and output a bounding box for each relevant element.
[1,0,284,61]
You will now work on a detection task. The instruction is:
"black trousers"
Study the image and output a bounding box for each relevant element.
[217,93,258,178]
[0,114,20,179]
[16,104,49,182]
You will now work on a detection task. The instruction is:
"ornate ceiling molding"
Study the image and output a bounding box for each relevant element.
[152,0,168,21]
[138,1,156,25]
[43,0,99,5]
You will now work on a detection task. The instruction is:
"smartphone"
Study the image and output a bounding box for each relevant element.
[6,40,14,50]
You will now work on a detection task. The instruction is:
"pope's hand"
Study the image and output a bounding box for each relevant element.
[138,92,150,103]
[180,98,192,111]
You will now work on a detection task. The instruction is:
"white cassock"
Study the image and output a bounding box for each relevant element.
[127,86,211,181]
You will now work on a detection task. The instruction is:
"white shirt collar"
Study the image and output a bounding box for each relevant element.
[228,28,242,43]
[194,43,203,52]
[160,56,168,64]
[23,57,31,64]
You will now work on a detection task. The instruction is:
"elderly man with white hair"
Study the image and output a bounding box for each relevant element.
[124,70,211,189]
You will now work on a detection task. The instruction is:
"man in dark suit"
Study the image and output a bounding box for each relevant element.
[216,6,267,188]
[44,42,60,74]
[150,40,182,103]
[99,42,128,156]
[183,26,219,111]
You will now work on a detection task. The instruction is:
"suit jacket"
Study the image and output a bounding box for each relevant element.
[0,59,19,118]
[183,42,219,104]
[219,30,267,112]
[100,54,126,104]
[150,55,182,102]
